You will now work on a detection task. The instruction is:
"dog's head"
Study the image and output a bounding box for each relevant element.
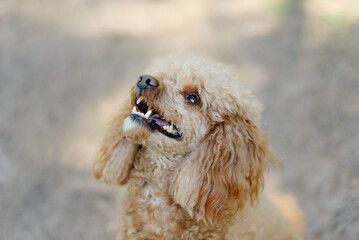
[95,54,275,223]
[123,55,217,154]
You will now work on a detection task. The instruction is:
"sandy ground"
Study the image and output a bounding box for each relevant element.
[1,0,358,239]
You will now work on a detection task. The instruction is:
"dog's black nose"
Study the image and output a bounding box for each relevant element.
[137,75,158,91]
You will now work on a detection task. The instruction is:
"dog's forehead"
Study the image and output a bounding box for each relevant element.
[151,67,204,90]
[146,54,247,97]
[147,55,210,81]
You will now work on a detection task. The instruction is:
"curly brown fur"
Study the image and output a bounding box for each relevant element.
[94,54,302,240]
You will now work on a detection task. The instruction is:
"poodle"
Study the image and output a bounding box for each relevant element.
[93,54,302,239]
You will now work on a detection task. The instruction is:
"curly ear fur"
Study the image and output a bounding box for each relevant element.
[171,113,275,224]
[93,102,139,185]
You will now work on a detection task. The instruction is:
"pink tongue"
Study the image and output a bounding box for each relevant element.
[148,117,170,127]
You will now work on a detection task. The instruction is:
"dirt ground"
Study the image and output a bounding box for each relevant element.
[1,0,358,239]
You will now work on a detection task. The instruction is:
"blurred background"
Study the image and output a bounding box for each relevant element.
[1,0,358,239]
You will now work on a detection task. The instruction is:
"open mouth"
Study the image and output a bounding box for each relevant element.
[130,96,182,139]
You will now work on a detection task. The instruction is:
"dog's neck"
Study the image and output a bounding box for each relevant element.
[122,147,227,239]
[131,147,177,189]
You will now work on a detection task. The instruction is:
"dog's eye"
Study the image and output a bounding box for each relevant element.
[186,93,200,105]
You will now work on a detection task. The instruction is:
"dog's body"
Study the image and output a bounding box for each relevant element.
[120,149,297,239]
[94,54,301,239]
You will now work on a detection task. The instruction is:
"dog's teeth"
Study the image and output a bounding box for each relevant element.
[163,125,173,133]
[144,110,152,119]
[168,124,173,133]
[132,106,136,113]
[136,97,143,104]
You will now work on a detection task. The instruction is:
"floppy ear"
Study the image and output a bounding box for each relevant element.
[171,113,275,224]
[93,101,139,185]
